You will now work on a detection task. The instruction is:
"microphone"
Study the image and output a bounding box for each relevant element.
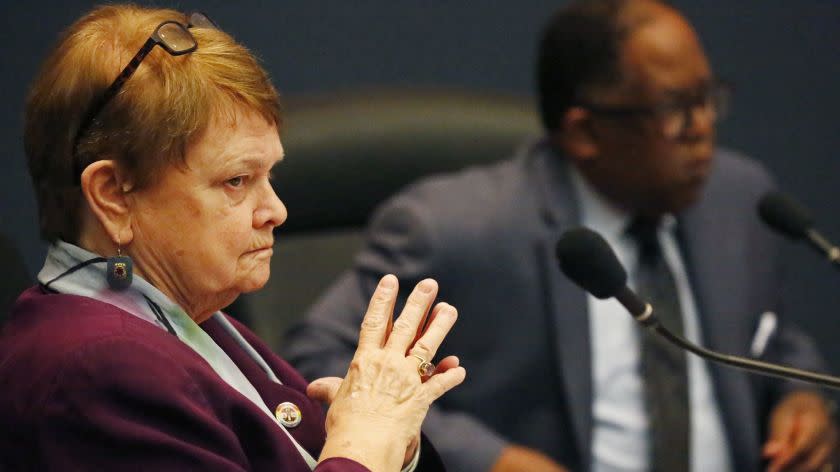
[556,227,840,390]
[758,191,840,267]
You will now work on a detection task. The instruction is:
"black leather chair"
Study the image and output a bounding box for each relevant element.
[234,88,541,349]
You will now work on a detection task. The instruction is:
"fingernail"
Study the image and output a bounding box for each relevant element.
[380,275,395,289]
[418,279,434,293]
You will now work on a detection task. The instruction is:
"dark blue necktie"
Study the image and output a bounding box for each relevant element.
[627,218,690,472]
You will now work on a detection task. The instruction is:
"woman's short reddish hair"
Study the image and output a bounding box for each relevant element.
[25,4,281,242]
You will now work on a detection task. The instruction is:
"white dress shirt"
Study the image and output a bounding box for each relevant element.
[569,168,732,472]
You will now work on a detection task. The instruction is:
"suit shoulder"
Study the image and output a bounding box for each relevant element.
[3,288,179,353]
[713,148,776,190]
[0,289,201,401]
[700,148,778,211]
[400,156,528,210]
[0,311,210,438]
[370,154,538,241]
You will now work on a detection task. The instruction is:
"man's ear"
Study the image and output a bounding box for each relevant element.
[79,160,134,245]
[552,107,599,163]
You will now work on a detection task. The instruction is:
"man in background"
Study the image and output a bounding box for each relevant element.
[285,0,837,470]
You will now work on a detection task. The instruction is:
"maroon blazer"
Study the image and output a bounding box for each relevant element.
[0,286,444,471]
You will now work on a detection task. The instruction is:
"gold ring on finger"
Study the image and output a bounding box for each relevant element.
[411,354,435,377]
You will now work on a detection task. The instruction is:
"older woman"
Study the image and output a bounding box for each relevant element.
[0,5,465,471]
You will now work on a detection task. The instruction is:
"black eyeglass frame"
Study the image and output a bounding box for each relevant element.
[71,12,216,183]
[573,79,732,139]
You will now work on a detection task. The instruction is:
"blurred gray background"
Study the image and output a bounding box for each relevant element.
[1,2,839,371]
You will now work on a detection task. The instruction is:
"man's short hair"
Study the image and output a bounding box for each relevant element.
[537,0,668,132]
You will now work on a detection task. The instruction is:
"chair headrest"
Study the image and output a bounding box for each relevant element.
[274,88,541,233]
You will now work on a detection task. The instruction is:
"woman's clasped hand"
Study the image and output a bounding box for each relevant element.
[310,275,466,471]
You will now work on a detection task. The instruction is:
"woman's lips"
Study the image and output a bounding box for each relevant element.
[245,246,273,256]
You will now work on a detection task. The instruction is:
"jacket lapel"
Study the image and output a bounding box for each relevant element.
[529,144,593,464]
[679,202,761,471]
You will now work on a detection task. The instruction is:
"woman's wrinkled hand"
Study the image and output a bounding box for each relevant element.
[311,275,466,471]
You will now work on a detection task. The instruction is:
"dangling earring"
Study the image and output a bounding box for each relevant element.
[106,236,133,291]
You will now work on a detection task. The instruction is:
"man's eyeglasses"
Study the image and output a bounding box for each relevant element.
[72,12,217,182]
[575,80,731,140]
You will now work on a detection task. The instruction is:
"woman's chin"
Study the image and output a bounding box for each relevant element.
[236,269,271,294]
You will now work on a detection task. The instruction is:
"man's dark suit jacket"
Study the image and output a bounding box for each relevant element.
[0,286,444,471]
[284,139,826,471]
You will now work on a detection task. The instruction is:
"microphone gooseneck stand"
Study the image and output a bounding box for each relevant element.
[622,297,840,390]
